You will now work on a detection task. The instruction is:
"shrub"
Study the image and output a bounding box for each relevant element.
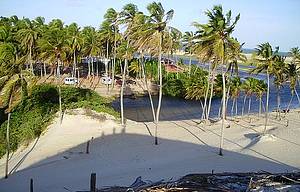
[0,84,119,157]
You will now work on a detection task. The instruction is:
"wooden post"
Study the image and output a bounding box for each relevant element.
[5,113,11,179]
[30,178,33,192]
[86,140,90,154]
[90,173,96,192]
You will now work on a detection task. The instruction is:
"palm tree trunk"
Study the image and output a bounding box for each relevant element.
[286,93,294,114]
[91,57,94,76]
[201,66,211,121]
[112,30,117,89]
[219,71,226,156]
[73,51,76,78]
[259,96,262,116]
[29,46,34,75]
[248,97,252,115]
[88,57,91,77]
[120,59,127,126]
[207,71,215,121]
[43,62,47,76]
[235,98,238,116]
[5,113,11,179]
[57,60,62,125]
[155,33,163,145]
[141,53,156,122]
[263,72,270,135]
[189,53,192,77]
[242,95,247,116]
[231,98,235,116]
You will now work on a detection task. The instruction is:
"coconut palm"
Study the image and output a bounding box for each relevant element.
[142,2,174,145]
[66,23,82,78]
[241,77,257,116]
[81,26,102,77]
[254,79,267,116]
[118,3,139,127]
[273,55,286,119]
[193,5,240,155]
[229,76,242,116]
[290,47,300,65]
[17,18,40,75]
[182,31,195,76]
[285,63,300,110]
[37,19,67,121]
[251,42,280,134]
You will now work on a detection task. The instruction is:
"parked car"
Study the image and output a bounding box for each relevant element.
[64,77,78,85]
[101,76,112,85]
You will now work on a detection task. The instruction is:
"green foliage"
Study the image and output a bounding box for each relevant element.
[0,84,118,157]
[163,65,208,99]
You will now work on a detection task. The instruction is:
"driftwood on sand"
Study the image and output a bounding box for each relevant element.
[78,171,300,192]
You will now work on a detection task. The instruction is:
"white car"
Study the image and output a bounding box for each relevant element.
[64,77,78,85]
[101,76,112,85]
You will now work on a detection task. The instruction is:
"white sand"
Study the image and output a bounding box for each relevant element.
[0,109,299,192]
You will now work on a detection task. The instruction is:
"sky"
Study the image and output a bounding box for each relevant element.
[1,0,300,51]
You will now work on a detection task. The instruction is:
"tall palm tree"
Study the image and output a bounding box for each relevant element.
[182,31,195,76]
[193,5,240,155]
[17,18,39,75]
[143,2,174,145]
[81,26,102,77]
[118,3,139,127]
[66,23,82,78]
[251,42,280,134]
[37,19,67,121]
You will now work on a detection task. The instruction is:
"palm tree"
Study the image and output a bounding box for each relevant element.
[285,63,300,110]
[37,19,67,121]
[0,44,35,178]
[66,23,82,78]
[118,3,139,127]
[229,76,241,116]
[241,77,257,116]
[182,31,195,76]
[81,26,102,77]
[251,42,280,134]
[144,2,174,145]
[193,5,240,155]
[254,79,267,116]
[16,18,39,75]
[273,55,286,119]
[290,47,300,65]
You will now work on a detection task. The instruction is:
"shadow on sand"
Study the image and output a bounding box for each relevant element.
[0,130,298,192]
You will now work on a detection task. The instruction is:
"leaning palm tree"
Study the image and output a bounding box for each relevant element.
[0,44,35,178]
[254,79,267,116]
[251,42,280,135]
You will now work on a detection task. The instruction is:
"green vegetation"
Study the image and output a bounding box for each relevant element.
[0,84,118,157]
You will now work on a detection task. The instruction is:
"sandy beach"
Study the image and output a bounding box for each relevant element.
[0,108,299,192]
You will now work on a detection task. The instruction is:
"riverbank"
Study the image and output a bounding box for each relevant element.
[0,108,299,191]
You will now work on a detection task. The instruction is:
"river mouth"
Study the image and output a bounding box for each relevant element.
[112,83,300,122]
